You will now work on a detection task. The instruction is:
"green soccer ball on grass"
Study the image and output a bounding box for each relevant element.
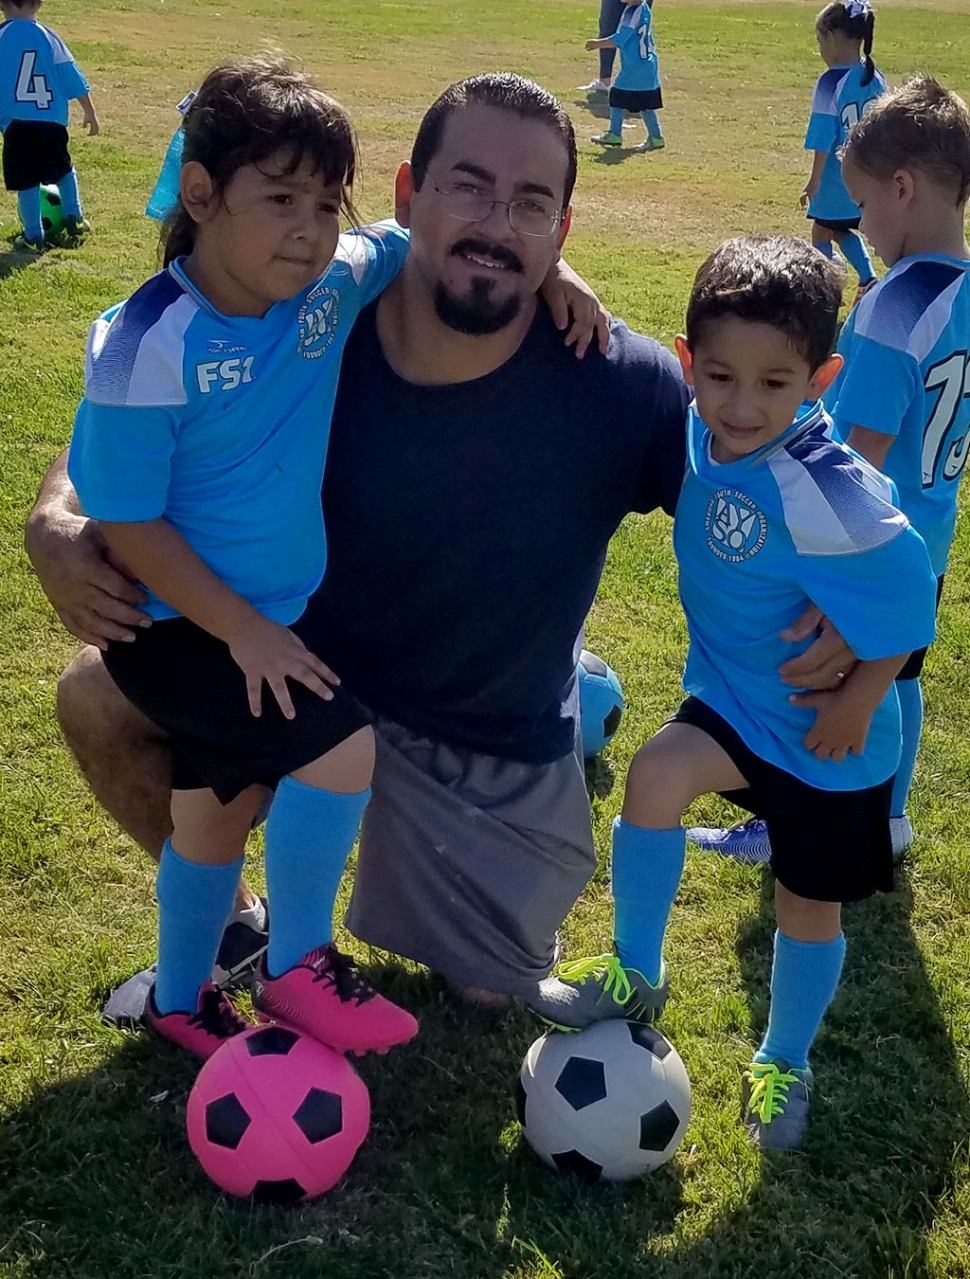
[38,185,66,236]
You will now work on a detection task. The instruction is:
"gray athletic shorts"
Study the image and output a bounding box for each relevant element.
[344,715,597,997]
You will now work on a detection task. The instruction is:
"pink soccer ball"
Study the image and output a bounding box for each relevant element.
[186,1024,371,1203]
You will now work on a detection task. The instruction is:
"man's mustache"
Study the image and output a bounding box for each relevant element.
[450,238,525,274]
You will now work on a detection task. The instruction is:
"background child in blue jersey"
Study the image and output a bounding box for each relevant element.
[0,0,98,251]
[585,0,664,152]
[68,55,422,1061]
[534,235,936,1149]
[801,0,885,303]
[830,77,970,859]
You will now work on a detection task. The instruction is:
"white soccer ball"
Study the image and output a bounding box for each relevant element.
[517,1020,691,1181]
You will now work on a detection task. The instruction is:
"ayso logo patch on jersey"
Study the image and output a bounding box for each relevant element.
[706,489,767,561]
[298,284,339,359]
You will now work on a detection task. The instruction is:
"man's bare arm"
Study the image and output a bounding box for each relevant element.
[24,449,151,649]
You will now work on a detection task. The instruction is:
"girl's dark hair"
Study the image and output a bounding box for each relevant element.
[686,235,844,372]
[817,0,876,86]
[162,55,358,265]
[843,76,970,207]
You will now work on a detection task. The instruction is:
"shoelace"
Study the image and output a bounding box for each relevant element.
[556,954,634,1007]
[189,988,246,1038]
[310,945,377,1006]
[745,1062,800,1124]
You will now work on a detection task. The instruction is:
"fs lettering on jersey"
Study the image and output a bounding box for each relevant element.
[195,354,255,393]
[706,489,768,561]
[297,283,339,359]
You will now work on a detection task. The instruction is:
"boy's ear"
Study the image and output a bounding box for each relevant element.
[893,167,917,208]
[179,161,215,225]
[810,352,843,397]
[674,334,695,386]
[394,162,414,228]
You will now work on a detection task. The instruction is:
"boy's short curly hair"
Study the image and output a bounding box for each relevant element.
[842,76,970,207]
[685,235,844,371]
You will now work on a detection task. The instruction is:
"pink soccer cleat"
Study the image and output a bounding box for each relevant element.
[145,981,250,1059]
[253,943,419,1056]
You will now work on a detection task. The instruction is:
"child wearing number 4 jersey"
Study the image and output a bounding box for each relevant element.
[533,235,936,1149]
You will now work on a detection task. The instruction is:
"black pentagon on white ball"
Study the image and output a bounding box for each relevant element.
[517,1019,691,1181]
[205,1093,251,1150]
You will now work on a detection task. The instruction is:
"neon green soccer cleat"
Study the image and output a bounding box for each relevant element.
[741,1058,813,1150]
[591,131,623,147]
[529,952,668,1031]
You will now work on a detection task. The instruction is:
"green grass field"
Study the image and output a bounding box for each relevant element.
[2,1,970,1275]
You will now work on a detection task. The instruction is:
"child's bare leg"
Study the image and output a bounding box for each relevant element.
[811,221,837,260]
[155,784,265,1013]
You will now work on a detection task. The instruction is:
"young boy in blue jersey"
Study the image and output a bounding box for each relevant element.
[585,0,664,152]
[533,235,937,1149]
[832,77,970,858]
[801,0,885,304]
[0,0,98,252]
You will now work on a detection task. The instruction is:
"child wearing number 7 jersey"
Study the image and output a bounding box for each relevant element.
[0,0,98,251]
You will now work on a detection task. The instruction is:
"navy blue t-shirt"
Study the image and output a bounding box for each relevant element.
[304,300,688,763]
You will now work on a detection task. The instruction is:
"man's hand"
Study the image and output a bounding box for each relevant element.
[25,510,151,649]
[227,615,340,719]
[798,688,872,761]
[541,259,611,359]
[779,605,858,692]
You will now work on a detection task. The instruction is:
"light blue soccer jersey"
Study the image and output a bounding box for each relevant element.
[611,2,660,93]
[0,19,88,128]
[675,401,936,790]
[827,255,970,575]
[68,223,409,623]
[804,63,886,222]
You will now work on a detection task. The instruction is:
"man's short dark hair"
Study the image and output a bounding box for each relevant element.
[410,73,577,210]
[685,235,844,371]
[842,76,970,208]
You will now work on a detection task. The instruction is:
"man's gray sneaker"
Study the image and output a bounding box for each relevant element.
[529,953,668,1031]
[741,1058,813,1150]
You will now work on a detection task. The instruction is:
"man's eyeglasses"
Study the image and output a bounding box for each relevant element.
[428,179,562,237]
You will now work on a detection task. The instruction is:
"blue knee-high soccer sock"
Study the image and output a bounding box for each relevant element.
[755,930,846,1069]
[611,819,686,986]
[813,238,835,260]
[839,230,875,284]
[56,168,83,219]
[154,839,242,1015]
[892,678,924,817]
[608,107,625,136]
[641,109,663,140]
[17,187,43,242]
[264,776,370,977]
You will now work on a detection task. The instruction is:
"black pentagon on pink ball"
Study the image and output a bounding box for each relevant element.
[252,1177,307,1205]
[555,1056,607,1111]
[244,1025,300,1057]
[292,1088,343,1143]
[552,1149,603,1182]
[627,1023,671,1059]
[639,1100,680,1151]
[204,1093,251,1150]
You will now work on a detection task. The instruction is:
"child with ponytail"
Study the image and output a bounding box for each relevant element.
[801,0,885,303]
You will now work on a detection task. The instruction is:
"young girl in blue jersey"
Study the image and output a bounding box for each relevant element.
[801,0,885,303]
[534,235,937,1149]
[585,0,664,152]
[831,77,970,860]
[67,56,423,1060]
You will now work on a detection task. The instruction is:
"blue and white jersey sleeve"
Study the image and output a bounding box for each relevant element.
[830,255,970,574]
[804,69,840,152]
[0,20,87,125]
[329,220,409,312]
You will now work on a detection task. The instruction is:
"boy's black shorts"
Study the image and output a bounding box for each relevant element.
[103,615,372,804]
[2,120,72,192]
[671,696,894,902]
[810,215,862,233]
[609,86,663,112]
[897,574,945,681]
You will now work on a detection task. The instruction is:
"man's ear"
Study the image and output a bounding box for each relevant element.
[674,334,695,386]
[394,162,415,228]
[555,204,573,258]
[810,351,843,397]
[179,160,215,225]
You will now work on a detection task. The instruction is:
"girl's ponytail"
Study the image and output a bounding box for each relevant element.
[860,7,876,86]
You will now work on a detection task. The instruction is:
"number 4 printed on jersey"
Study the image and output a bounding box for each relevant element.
[15,51,53,110]
[922,351,970,487]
